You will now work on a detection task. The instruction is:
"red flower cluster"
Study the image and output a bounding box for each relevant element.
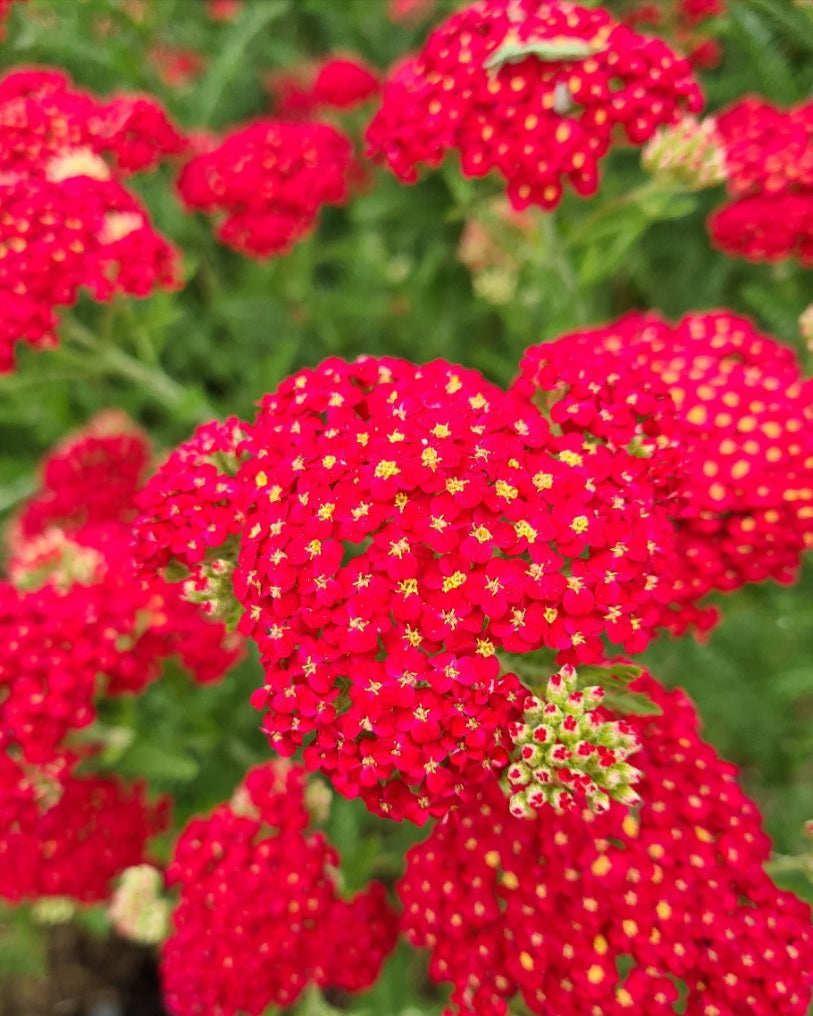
[133,416,250,593]
[161,760,397,1015]
[0,68,186,370]
[135,356,681,822]
[514,311,813,633]
[709,96,813,265]
[0,412,242,765]
[14,409,150,537]
[267,56,380,119]
[366,0,703,210]
[399,673,813,1016]
[176,119,355,256]
[0,751,168,904]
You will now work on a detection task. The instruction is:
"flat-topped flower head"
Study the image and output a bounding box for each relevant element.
[0,69,185,370]
[133,416,252,626]
[514,311,813,634]
[399,672,813,1016]
[161,760,397,1016]
[231,356,677,821]
[0,751,167,904]
[708,97,813,265]
[177,120,355,256]
[267,56,380,119]
[12,409,150,542]
[1,414,243,764]
[366,0,703,209]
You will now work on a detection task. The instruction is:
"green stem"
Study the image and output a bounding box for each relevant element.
[564,177,670,249]
[60,316,214,422]
[196,0,289,126]
[765,853,813,878]
[539,211,590,324]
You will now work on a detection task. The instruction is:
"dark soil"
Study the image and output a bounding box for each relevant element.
[1,924,166,1016]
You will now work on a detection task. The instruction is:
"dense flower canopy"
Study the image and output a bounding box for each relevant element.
[366,0,703,209]
[513,310,813,633]
[399,673,813,1016]
[161,760,398,1015]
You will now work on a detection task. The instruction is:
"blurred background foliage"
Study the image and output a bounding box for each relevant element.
[0,0,812,1012]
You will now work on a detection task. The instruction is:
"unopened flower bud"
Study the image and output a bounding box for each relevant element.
[182,556,242,627]
[304,777,332,824]
[642,116,727,191]
[109,864,170,945]
[32,897,76,925]
[500,666,643,817]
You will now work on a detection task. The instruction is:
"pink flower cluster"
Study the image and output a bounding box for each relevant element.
[0,751,167,904]
[267,55,380,120]
[0,68,187,371]
[135,356,684,822]
[177,119,355,256]
[514,310,813,633]
[709,96,813,265]
[399,672,813,1016]
[161,760,397,1015]
[0,413,242,901]
[366,0,703,209]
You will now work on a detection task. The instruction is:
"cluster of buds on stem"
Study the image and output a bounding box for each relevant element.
[502,665,641,817]
[109,864,170,945]
[642,114,727,190]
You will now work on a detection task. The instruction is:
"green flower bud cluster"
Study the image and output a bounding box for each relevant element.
[501,665,642,818]
[642,115,727,191]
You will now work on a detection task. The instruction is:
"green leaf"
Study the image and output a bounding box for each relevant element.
[577,663,644,687]
[484,34,606,71]
[114,739,200,788]
[602,687,662,717]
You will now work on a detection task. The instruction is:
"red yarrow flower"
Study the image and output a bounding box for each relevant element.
[161,760,398,1016]
[176,119,355,256]
[366,0,703,210]
[267,55,380,119]
[513,310,813,635]
[708,96,813,265]
[398,672,813,1016]
[0,750,168,904]
[1,413,243,764]
[131,356,678,823]
[0,68,186,370]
